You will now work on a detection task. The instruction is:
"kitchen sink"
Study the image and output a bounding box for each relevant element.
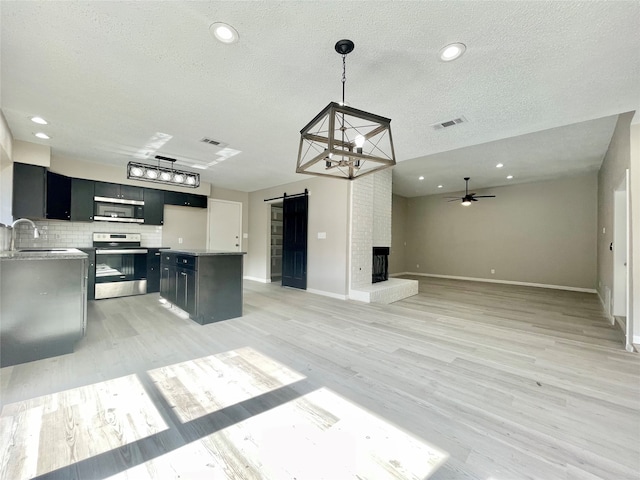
[18,249,69,252]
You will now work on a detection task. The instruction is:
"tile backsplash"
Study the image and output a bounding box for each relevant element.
[14,220,163,248]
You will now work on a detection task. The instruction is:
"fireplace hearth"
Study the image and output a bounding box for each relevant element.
[372,247,390,283]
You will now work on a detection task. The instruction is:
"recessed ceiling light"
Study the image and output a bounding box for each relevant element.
[30,116,48,125]
[496,163,504,168]
[507,175,514,179]
[437,185,443,188]
[210,22,239,44]
[439,43,466,62]
[34,132,50,139]
[418,176,425,180]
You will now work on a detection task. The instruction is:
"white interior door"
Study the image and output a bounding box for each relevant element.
[207,199,242,251]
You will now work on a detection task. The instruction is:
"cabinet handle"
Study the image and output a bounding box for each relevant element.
[181,272,187,276]
[155,252,160,256]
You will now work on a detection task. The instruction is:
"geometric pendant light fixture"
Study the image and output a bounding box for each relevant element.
[296,39,396,180]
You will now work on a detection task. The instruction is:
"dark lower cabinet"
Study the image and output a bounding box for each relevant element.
[160,252,244,324]
[176,266,197,315]
[146,249,161,293]
[160,253,176,304]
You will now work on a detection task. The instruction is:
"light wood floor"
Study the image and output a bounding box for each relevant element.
[1,276,638,479]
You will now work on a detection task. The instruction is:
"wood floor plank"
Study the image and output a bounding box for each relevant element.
[1,276,638,479]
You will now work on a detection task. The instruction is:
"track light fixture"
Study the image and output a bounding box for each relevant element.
[127,156,200,188]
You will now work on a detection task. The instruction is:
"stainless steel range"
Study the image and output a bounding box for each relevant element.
[93,233,148,299]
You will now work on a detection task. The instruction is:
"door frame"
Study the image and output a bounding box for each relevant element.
[206,198,243,252]
[613,169,632,351]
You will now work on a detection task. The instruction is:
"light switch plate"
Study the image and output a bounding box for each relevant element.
[317,232,326,239]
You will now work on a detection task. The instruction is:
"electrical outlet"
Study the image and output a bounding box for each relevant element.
[178,237,183,244]
[416,264,419,269]
[491,269,495,274]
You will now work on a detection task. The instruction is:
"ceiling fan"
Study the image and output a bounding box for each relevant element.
[446,177,496,206]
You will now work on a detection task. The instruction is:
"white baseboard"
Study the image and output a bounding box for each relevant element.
[244,276,270,283]
[307,288,348,300]
[401,272,597,294]
[597,289,615,324]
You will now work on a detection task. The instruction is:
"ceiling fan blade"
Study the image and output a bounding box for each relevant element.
[469,193,476,196]
[471,197,479,201]
[444,196,462,199]
[473,195,496,198]
[447,199,461,202]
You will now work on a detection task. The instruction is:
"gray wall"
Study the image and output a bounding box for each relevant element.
[390,194,408,275]
[401,173,598,289]
[247,176,350,297]
[597,112,633,312]
[162,205,207,250]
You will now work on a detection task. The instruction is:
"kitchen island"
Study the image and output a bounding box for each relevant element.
[160,250,245,325]
[0,248,88,367]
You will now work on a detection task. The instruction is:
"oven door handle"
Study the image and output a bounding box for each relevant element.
[96,249,149,255]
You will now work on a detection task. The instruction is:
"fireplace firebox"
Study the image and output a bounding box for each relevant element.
[372,247,390,283]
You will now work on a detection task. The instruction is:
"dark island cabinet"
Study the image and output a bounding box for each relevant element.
[94,181,143,201]
[146,249,162,293]
[79,248,96,300]
[12,162,46,219]
[143,188,164,225]
[164,191,207,208]
[70,178,95,221]
[46,171,72,220]
[160,252,177,304]
[160,252,243,324]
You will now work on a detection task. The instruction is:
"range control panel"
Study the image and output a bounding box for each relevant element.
[92,233,141,243]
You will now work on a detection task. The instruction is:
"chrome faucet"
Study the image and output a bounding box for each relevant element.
[10,218,40,251]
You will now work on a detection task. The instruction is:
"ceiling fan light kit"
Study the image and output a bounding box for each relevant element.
[446,177,496,206]
[296,39,396,180]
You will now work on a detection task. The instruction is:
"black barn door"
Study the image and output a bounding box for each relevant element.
[282,194,308,289]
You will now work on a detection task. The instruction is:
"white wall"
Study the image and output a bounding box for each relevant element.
[402,173,598,290]
[0,111,13,225]
[13,140,50,167]
[50,154,211,197]
[598,112,634,313]
[247,176,350,297]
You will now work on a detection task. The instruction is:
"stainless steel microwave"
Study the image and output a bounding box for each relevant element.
[94,196,144,223]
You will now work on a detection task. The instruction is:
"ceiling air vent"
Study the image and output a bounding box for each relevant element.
[200,137,228,148]
[430,116,467,130]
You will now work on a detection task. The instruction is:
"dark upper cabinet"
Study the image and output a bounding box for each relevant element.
[143,188,164,225]
[120,184,144,201]
[12,162,46,219]
[94,181,143,201]
[164,191,207,208]
[46,171,71,220]
[70,178,95,221]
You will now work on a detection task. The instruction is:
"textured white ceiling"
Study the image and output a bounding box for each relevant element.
[1,1,639,194]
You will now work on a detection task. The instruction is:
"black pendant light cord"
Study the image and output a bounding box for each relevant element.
[341,53,347,105]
